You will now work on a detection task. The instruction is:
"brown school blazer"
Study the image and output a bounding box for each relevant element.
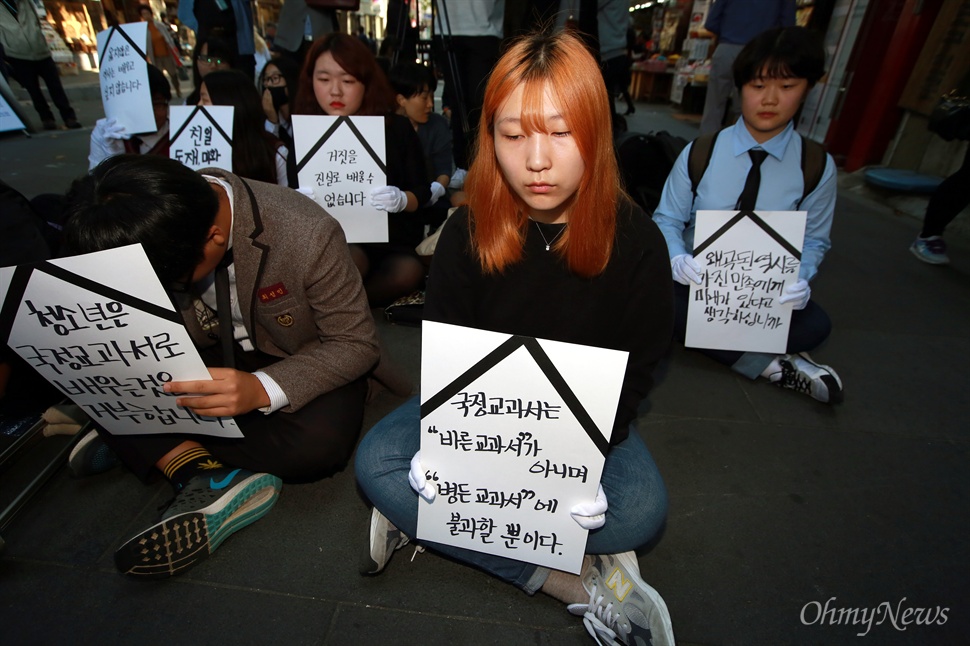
[176,168,381,413]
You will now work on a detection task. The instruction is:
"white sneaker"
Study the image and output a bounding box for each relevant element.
[360,507,416,575]
[567,552,675,646]
[770,352,844,404]
[910,236,950,265]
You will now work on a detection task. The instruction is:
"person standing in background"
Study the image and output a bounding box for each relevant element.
[699,0,795,135]
[433,0,504,176]
[178,0,257,79]
[0,0,81,130]
[599,0,636,119]
[272,0,336,68]
[140,5,181,98]
[909,72,970,265]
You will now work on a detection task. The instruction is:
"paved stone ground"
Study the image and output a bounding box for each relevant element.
[1,77,968,645]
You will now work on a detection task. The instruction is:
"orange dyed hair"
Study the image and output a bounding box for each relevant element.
[465,30,621,277]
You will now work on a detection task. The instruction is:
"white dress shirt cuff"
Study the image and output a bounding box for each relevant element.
[253,371,290,413]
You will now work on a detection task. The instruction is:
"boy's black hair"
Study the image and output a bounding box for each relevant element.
[733,27,826,90]
[146,63,171,102]
[63,155,219,286]
[388,61,435,98]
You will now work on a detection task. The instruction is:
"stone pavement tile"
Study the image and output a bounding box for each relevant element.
[1,122,93,198]
[2,464,169,569]
[171,454,582,635]
[0,561,338,644]
[749,329,970,440]
[327,602,588,645]
[374,314,422,380]
[646,418,969,645]
[646,346,764,424]
[817,192,970,338]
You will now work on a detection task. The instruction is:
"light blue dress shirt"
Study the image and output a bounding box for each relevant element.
[652,119,837,282]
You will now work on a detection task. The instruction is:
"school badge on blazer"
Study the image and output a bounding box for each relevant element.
[276,313,294,327]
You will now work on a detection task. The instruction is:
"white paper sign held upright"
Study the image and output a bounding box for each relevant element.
[417,322,627,574]
[170,105,234,171]
[0,245,242,438]
[96,24,155,135]
[686,209,807,354]
[292,115,387,242]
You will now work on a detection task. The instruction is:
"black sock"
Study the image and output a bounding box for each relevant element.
[161,447,224,490]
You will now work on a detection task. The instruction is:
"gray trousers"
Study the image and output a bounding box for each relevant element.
[700,43,744,135]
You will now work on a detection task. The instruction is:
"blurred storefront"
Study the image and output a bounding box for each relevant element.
[32,0,391,71]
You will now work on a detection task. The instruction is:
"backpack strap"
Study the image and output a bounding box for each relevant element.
[687,131,720,200]
[797,135,827,209]
[688,129,827,210]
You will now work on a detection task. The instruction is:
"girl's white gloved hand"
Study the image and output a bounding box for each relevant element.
[670,253,703,285]
[408,450,436,502]
[427,181,446,206]
[370,185,409,213]
[569,484,608,529]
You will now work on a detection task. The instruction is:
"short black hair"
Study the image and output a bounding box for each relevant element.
[259,54,300,92]
[64,155,219,286]
[388,61,434,98]
[146,63,171,102]
[733,27,826,90]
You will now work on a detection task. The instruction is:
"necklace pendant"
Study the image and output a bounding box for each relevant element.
[545,244,550,251]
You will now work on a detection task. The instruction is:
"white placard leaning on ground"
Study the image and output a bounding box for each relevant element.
[169,105,234,172]
[416,322,628,574]
[0,244,242,438]
[292,115,387,242]
[686,209,807,354]
[96,23,155,135]
[0,92,26,132]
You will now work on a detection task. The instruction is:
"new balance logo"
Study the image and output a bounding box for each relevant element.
[607,567,633,601]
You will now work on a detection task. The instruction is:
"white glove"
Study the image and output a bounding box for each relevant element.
[295,186,315,200]
[88,117,130,170]
[427,181,446,206]
[408,450,436,502]
[670,253,703,285]
[369,185,409,213]
[450,168,467,190]
[778,278,811,310]
[99,117,131,141]
[570,484,608,530]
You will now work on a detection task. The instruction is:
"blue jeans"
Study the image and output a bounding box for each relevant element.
[355,396,668,594]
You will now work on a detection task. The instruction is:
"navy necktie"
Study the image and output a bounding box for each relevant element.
[214,248,236,369]
[736,149,769,212]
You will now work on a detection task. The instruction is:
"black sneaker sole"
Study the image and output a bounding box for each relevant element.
[821,374,844,404]
[114,475,280,579]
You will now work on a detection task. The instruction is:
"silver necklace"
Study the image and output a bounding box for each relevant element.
[531,219,566,251]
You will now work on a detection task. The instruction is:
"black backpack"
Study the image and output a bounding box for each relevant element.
[615,130,689,214]
[687,130,827,209]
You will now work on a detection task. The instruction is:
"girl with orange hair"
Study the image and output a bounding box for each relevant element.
[354,31,675,646]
